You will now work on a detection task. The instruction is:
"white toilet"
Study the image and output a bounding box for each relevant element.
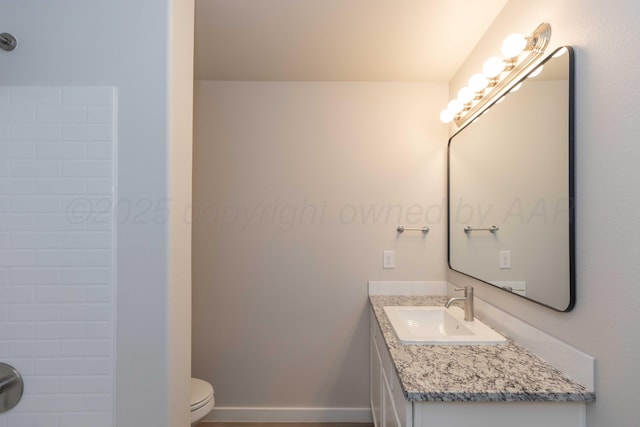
[191,377,214,426]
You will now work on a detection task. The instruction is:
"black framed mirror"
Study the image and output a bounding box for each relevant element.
[448,46,575,311]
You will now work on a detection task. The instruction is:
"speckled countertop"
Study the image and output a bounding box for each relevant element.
[370,295,596,403]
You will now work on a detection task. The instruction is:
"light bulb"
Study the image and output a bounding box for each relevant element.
[528,65,544,78]
[440,109,454,123]
[447,99,464,114]
[510,82,523,93]
[457,87,475,104]
[501,33,527,58]
[483,56,505,78]
[468,73,488,92]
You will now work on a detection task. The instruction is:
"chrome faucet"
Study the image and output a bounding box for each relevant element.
[445,286,474,321]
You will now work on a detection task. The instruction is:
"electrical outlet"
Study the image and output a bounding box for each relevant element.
[499,250,511,269]
[383,251,395,269]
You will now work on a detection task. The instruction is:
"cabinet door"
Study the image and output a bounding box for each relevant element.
[371,307,408,427]
[370,331,383,427]
[383,378,401,427]
[413,401,587,427]
[389,367,412,427]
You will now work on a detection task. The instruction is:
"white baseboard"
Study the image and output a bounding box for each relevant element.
[205,407,373,423]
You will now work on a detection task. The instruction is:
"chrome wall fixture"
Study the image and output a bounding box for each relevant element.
[464,225,499,234]
[0,363,23,413]
[397,225,430,234]
[0,32,17,52]
[441,23,552,128]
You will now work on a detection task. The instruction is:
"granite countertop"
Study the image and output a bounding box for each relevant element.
[370,295,596,403]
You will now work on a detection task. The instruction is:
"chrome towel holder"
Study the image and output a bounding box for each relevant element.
[464,225,499,234]
[397,225,429,234]
[0,33,17,52]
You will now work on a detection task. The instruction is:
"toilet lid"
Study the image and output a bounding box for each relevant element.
[191,378,214,409]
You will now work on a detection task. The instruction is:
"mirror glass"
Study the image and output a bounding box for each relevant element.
[448,46,574,311]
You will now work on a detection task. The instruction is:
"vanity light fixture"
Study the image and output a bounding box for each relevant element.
[440,22,552,127]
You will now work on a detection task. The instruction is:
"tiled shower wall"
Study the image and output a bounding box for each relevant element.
[0,87,115,427]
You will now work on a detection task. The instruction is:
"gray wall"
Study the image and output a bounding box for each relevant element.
[448,0,640,425]
[192,81,447,412]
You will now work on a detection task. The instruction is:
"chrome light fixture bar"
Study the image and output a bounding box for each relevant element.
[441,23,552,128]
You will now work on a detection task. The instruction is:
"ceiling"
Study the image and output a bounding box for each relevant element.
[194,0,508,82]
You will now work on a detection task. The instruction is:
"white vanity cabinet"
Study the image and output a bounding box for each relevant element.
[370,309,412,427]
[370,307,588,427]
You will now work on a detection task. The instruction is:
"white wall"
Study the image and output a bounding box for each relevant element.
[168,1,196,426]
[448,0,640,425]
[192,81,447,419]
[0,2,194,426]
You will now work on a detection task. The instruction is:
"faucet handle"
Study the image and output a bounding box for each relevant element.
[453,286,473,296]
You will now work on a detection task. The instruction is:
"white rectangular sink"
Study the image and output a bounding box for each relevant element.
[383,306,507,345]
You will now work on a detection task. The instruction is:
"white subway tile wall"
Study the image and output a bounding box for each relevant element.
[0,87,115,427]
